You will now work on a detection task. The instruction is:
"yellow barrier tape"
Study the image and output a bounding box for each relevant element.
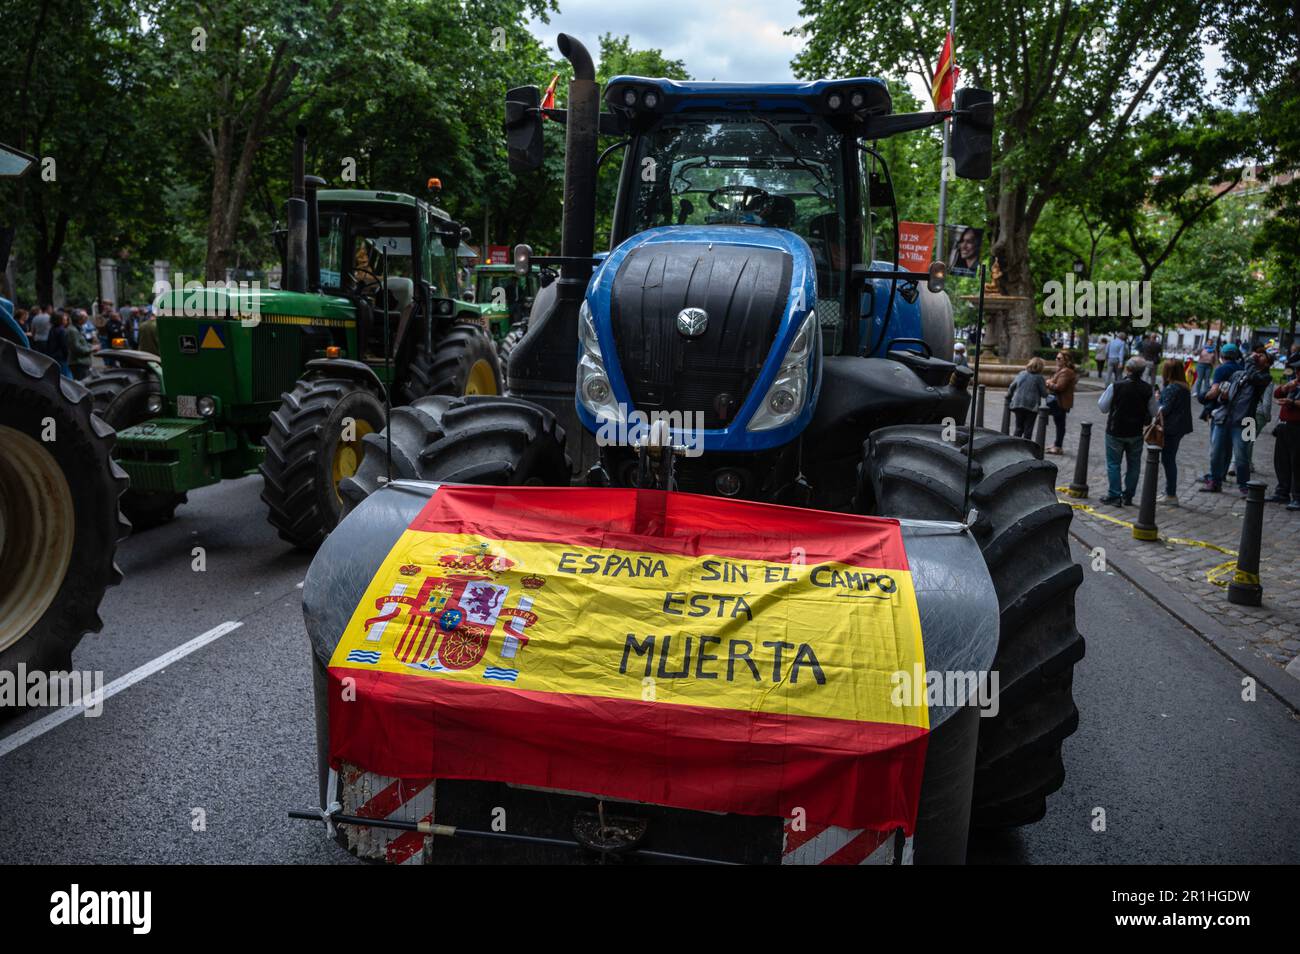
[1056,488,1241,586]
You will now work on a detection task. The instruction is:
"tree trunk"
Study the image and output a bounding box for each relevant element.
[991,179,1038,363]
[204,118,235,281]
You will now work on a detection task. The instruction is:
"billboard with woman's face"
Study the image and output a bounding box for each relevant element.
[947,225,983,276]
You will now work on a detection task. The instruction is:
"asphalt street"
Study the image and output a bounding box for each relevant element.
[0,475,1296,864]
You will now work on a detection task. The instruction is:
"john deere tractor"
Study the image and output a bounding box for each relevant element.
[327,35,1083,856]
[0,143,128,711]
[87,128,501,546]
[470,261,543,363]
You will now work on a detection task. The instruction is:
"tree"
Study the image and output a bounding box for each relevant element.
[0,0,154,304]
[792,0,1225,360]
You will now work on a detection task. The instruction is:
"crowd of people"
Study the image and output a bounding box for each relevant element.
[995,337,1300,513]
[1098,339,1299,509]
[10,300,157,379]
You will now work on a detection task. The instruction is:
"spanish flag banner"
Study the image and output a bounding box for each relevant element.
[931,30,958,111]
[327,486,930,832]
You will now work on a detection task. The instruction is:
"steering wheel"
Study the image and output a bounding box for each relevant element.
[707,185,772,216]
[353,277,383,300]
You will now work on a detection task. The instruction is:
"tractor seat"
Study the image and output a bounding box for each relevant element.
[379,277,413,312]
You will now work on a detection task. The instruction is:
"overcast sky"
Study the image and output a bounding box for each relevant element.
[528,1,1224,105]
[528,0,809,83]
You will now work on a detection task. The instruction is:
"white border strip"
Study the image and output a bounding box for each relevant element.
[0,620,243,759]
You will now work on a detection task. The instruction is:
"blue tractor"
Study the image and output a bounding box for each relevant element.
[341,35,1082,835]
[0,143,128,710]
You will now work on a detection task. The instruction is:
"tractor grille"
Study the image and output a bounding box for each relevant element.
[610,242,792,428]
[252,323,309,403]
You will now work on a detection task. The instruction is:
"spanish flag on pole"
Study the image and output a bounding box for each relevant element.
[540,72,560,113]
[930,31,958,111]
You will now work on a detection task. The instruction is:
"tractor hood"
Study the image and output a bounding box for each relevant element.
[578,226,819,452]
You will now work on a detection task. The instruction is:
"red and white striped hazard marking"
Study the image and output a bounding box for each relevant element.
[338,763,436,865]
[781,822,910,865]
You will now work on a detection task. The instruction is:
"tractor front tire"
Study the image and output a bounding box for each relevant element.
[340,395,570,510]
[857,425,1085,829]
[85,366,185,530]
[496,322,526,366]
[0,342,128,712]
[399,325,502,404]
[260,376,387,550]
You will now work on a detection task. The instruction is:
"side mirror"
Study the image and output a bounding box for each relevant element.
[0,142,35,179]
[504,85,544,173]
[952,88,994,180]
[438,222,461,250]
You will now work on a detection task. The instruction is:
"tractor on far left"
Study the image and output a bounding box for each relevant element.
[86,127,501,548]
[0,142,128,713]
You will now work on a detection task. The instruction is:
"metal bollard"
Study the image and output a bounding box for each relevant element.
[1066,421,1091,498]
[1133,444,1161,541]
[975,385,986,428]
[999,392,1011,435]
[1033,405,1049,450]
[1228,480,1266,606]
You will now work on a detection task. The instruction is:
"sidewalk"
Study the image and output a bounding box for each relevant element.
[977,376,1300,676]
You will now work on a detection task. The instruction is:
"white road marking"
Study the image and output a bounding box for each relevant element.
[0,620,244,759]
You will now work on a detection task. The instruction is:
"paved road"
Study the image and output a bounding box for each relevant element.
[1,476,1295,863]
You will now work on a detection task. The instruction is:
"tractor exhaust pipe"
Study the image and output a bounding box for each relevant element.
[284,125,309,294]
[557,33,597,291]
[305,174,325,293]
[504,35,601,474]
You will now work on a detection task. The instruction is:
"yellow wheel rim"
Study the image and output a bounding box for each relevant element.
[464,359,498,396]
[332,419,374,500]
[0,425,76,652]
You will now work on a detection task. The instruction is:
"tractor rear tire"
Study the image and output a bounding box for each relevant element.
[85,366,186,530]
[0,341,128,714]
[339,395,570,510]
[398,325,502,404]
[856,425,1084,829]
[260,376,387,550]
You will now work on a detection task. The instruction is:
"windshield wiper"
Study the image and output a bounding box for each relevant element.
[747,114,830,196]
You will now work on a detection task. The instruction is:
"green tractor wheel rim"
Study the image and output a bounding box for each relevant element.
[465,359,498,396]
[0,425,76,652]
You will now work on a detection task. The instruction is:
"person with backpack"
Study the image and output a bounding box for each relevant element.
[1156,359,1194,506]
[1098,355,1158,505]
[1201,350,1273,495]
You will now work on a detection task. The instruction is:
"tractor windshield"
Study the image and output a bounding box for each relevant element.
[625,113,848,352]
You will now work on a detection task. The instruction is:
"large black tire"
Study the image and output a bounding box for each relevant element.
[0,342,128,713]
[260,376,388,549]
[398,325,502,404]
[496,321,526,365]
[856,425,1084,829]
[340,395,570,510]
[85,366,185,530]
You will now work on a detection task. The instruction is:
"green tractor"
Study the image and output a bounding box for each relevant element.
[469,261,544,363]
[87,129,501,547]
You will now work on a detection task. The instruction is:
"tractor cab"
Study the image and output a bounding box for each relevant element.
[503,65,994,489]
[315,191,468,367]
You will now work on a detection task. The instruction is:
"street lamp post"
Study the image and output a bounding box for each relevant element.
[1071,258,1085,350]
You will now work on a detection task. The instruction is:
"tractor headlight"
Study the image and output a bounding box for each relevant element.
[576,300,624,423]
[146,394,164,415]
[196,395,217,418]
[747,310,818,432]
